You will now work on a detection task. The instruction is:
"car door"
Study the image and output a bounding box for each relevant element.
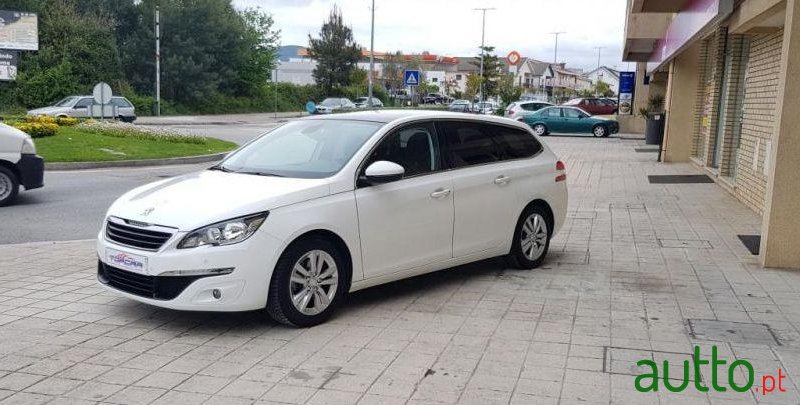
[438,120,518,257]
[562,108,584,132]
[543,107,564,132]
[72,98,93,118]
[355,121,455,278]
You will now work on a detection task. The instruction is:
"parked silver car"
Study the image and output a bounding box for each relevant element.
[315,98,357,114]
[354,97,384,109]
[27,96,137,122]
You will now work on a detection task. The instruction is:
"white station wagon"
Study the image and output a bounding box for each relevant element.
[97,111,568,327]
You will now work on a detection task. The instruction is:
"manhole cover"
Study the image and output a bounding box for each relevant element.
[658,239,713,249]
[648,175,714,184]
[688,319,780,346]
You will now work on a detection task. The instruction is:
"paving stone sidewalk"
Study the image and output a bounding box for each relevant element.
[1,136,800,405]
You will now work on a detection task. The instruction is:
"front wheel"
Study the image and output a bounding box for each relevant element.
[593,125,608,138]
[533,124,548,136]
[0,166,20,207]
[506,206,551,269]
[266,237,348,327]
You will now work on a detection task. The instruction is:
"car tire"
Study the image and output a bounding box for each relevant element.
[505,205,552,270]
[0,166,20,207]
[533,124,548,136]
[593,125,608,138]
[266,236,349,327]
[119,116,136,123]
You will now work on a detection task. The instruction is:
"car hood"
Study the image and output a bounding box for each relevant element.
[107,170,333,231]
[27,106,65,115]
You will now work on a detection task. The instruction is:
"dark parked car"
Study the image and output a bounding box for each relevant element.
[422,93,447,104]
[563,98,618,115]
[518,106,619,137]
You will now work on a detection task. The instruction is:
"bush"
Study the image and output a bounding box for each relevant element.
[24,115,79,126]
[56,117,79,126]
[14,122,59,138]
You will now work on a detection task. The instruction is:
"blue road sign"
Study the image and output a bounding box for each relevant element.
[404,70,421,86]
[305,101,316,114]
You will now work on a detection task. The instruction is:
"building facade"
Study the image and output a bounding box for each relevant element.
[585,66,621,94]
[623,0,800,268]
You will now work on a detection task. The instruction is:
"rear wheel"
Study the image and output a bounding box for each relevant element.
[505,205,552,269]
[593,125,608,138]
[266,237,349,327]
[533,124,548,136]
[0,166,19,207]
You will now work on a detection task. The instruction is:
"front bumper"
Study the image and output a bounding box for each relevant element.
[96,226,286,312]
[18,153,44,190]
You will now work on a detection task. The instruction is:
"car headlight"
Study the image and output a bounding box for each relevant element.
[21,137,37,154]
[178,212,268,249]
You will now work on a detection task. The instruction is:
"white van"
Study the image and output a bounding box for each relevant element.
[0,123,44,206]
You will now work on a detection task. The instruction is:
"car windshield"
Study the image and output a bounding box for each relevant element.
[53,97,78,107]
[218,119,382,179]
[355,97,368,103]
[321,98,340,106]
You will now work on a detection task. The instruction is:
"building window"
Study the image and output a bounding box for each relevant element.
[432,77,438,83]
[456,74,462,80]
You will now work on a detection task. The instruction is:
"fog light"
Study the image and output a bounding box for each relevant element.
[212,289,222,299]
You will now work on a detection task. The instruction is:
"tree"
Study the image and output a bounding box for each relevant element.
[470,46,501,98]
[496,75,523,106]
[308,7,361,94]
[382,51,405,93]
[595,80,615,97]
[465,73,481,101]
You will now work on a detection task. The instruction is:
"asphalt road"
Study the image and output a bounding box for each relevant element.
[0,164,206,245]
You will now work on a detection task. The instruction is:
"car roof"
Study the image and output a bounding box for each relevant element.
[302,109,528,126]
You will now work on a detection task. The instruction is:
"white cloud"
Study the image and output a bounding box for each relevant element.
[234,0,632,71]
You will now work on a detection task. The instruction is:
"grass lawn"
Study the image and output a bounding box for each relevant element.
[36,126,237,162]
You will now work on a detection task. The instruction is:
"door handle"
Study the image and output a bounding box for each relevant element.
[494,176,511,185]
[430,188,452,199]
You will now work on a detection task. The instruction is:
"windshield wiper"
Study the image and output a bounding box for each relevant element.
[208,165,233,173]
[237,171,285,178]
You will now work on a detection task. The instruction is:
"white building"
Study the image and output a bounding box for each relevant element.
[276,59,316,86]
[585,66,621,94]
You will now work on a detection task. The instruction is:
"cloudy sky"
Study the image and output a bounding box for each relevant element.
[234,0,631,72]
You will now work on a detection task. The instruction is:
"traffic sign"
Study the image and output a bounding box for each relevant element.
[404,70,420,86]
[507,51,521,66]
[93,82,113,105]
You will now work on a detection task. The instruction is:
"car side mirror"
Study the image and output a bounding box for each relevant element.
[363,161,405,185]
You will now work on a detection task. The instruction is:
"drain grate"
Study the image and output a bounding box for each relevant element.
[648,175,714,184]
[688,319,780,346]
[635,148,660,153]
[658,239,713,249]
[737,235,761,256]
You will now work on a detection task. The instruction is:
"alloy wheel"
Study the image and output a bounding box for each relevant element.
[534,125,546,136]
[289,250,339,316]
[0,172,11,201]
[593,126,606,137]
[521,213,548,261]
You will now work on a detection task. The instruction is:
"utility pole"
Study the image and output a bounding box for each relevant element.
[473,8,495,104]
[550,32,566,65]
[594,46,605,69]
[368,0,375,108]
[155,5,161,116]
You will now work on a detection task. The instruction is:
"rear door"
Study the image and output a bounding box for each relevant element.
[438,121,518,257]
[71,98,93,118]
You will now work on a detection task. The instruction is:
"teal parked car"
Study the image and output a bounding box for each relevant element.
[518,106,620,137]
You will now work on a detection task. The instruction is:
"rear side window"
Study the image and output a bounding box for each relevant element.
[521,103,541,111]
[439,121,500,168]
[544,108,562,118]
[111,98,133,108]
[74,98,93,108]
[488,125,543,159]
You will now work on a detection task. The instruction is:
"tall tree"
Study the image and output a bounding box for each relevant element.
[308,7,361,94]
[470,46,501,97]
[382,51,405,92]
[496,75,522,106]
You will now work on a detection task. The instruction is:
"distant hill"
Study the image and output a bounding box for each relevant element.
[278,45,305,61]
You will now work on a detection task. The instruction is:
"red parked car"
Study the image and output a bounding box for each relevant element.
[563,98,618,116]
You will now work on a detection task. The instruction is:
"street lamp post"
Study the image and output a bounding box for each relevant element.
[368,0,375,108]
[550,32,566,65]
[474,7,495,104]
[594,46,605,69]
[155,5,161,116]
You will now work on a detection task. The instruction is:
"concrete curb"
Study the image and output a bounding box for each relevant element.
[45,152,227,171]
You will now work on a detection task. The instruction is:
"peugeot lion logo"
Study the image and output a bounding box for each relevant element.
[141,207,155,216]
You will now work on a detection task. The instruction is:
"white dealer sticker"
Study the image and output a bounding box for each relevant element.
[105,248,148,275]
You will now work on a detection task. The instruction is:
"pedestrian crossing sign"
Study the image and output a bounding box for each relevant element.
[404,70,420,86]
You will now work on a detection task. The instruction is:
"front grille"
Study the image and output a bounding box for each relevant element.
[98,262,206,300]
[105,219,173,251]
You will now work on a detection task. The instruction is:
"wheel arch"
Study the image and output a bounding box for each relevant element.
[521,199,555,237]
[0,160,20,180]
[280,229,354,286]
